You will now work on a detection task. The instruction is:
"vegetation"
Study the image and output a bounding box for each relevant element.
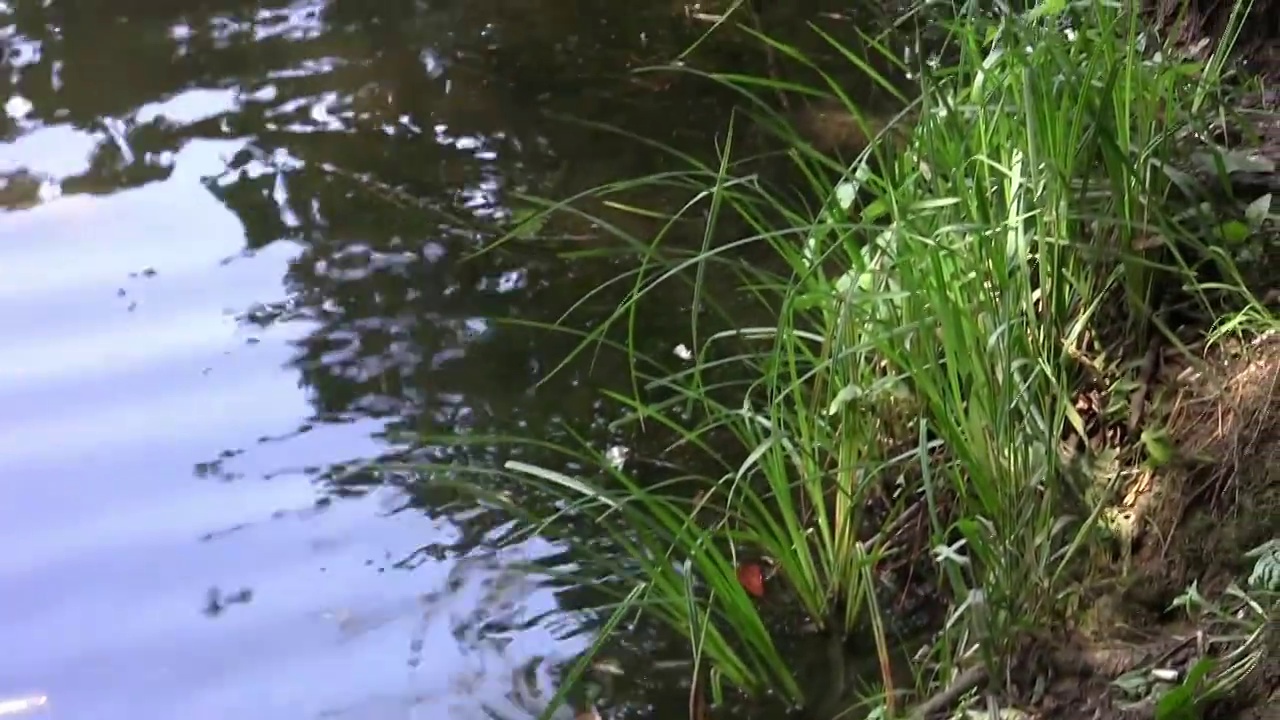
[451,0,1278,717]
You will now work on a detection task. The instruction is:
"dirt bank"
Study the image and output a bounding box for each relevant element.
[1012,331,1279,720]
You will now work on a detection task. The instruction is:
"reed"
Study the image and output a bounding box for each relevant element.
[449,0,1267,716]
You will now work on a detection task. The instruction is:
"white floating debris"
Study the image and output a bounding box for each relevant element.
[605,445,630,471]
[591,657,625,676]
[4,95,33,120]
[101,117,135,165]
[0,694,48,716]
[673,343,693,361]
[37,180,61,204]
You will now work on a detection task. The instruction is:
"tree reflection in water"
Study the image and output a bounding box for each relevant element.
[1,2,856,714]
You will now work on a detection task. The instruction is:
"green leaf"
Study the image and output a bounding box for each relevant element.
[1141,427,1174,467]
[1183,657,1216,691]
[1244,539,1280,590]
[1244,194,1272,229]
[1191,150,1276,175]
[508,206,549,240]
[835,181,858,212]
[1112,669,1151,698]
[1154,684,1197,720]
[1217,220,1251,246]
[1027,0,1069,20]
[828,383,861,416]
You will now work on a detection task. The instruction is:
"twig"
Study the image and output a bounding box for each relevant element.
[866,495,926,550]
[907,664,989,720]
[1128,335,1164,435]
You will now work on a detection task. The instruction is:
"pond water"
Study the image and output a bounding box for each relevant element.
[0,1,880,718]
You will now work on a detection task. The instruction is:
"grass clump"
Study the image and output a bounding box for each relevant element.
[464,0,1272,717]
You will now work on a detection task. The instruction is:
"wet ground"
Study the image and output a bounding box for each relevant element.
[0,1,782,717]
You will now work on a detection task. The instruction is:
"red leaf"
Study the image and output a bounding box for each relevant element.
[736,563,765,598]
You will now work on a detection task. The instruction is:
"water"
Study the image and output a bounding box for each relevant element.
[0,1,895,717]
[0,1,768,717]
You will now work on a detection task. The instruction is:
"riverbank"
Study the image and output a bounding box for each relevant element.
[481,1,1279,718]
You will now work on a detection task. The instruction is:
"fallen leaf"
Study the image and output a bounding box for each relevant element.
[737,563,765,598]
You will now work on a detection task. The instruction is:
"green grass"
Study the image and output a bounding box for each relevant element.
[446,0,1271,717]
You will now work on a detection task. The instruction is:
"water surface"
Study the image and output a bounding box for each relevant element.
[0,1,887,716]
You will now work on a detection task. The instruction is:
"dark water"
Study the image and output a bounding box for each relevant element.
[0,1,884,717]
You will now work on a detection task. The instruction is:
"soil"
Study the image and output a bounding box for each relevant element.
[1007,332,1280,720]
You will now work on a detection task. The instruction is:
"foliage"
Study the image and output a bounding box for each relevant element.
[1245,538,1280,591]
[1158,548,1278,720]
[451,0,1265,716]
